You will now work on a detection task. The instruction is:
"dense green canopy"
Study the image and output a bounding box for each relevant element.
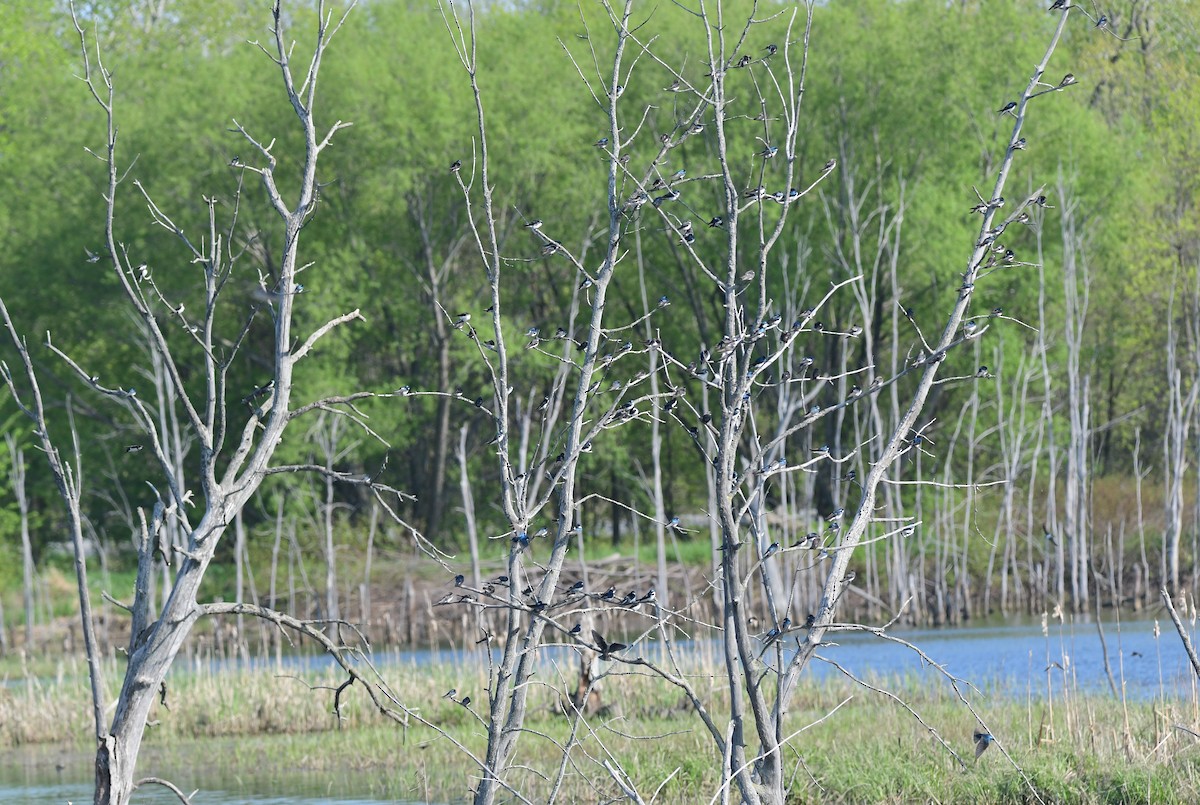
[0,0,1195,575]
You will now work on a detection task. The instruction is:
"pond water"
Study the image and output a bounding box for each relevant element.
[210,613,1196,700]
[807,615,1196,698]
[2,615,1195,803]
[0,744,435,804]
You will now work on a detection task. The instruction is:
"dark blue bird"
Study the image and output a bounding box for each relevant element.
[973,731,994,759]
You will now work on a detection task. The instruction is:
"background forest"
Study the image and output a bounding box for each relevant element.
[1,0,1198,642]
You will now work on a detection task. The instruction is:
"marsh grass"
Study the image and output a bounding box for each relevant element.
[4,644,1200,803]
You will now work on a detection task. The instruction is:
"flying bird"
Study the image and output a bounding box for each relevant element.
[592,630,628,661]
[973,731,995,759]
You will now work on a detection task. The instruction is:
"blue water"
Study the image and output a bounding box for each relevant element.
[804,617,1195,698]
[201,615,1196,700]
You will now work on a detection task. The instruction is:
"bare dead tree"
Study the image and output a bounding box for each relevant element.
[418,0,1084,802]
[1057,173,1093,611]
[0,3,444,803]
[4,434,35,650]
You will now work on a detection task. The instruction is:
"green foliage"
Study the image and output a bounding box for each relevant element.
[0,0,1194,577]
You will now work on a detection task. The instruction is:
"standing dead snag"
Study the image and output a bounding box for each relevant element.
[0,3,387,804]
[430,2,1085,804]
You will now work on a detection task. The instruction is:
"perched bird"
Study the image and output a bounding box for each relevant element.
[1048,0,1067,10]
[454,574,465,587]
[763,541,780,558]
[125,444,143,454]
[569,623,583,635]
[735,54,752,68]
[804,614,816,628]
[460,696,471,707]
[593,630,628,660]
[997,101,1018,117]
[665,79,682,92]
[1096,14,1108,28]
[973,731,994,759]
[443,688,457,699]
[653,190,681,207]
[639,587,656,604]
[963,320,979,338]
[568,580,585,594]
[595,137,609,148]
[823,158,837,172]
[619,590,638,607]
[826,508,845,523]
[525,219,544,231]
[600,586,617,601]
[708,216,724,228]
[763,43,778,56]
[977,366,992,378]
[1060,73,1077,86]
[758,145,779,159]
[1013,137,1027,150]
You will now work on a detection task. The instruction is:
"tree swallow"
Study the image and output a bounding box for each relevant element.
[592,630,628,660]
[997,101,1018,116]
[974,731,994,759]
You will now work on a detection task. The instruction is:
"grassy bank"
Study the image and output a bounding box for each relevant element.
[4,649,1200,803]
